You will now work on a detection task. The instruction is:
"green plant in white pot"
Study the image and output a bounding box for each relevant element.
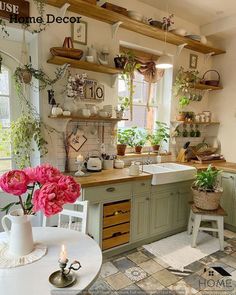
[192,165,223,210]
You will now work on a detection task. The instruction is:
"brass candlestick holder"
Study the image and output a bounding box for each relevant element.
[49,259,81,288]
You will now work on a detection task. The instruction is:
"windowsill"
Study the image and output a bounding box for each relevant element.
[117,152,172,159]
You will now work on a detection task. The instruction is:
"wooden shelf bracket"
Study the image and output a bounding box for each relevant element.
[175,43,188,57]
[59,3,71,17]
[111,21,123,39]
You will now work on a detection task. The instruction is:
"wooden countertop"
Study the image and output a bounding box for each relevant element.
[70,162,236,188]
[73,168,152,188]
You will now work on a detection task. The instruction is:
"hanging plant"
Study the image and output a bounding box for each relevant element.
[0,18,9,37]
[173,67,200,109]
[121,51,141,121]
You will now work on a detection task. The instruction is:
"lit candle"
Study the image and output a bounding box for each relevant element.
[77,154,84,162]
[59,244,67,263]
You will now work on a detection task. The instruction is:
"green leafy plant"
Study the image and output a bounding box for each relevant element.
[121,51,141,121]
[0,18,9,37]
[179,96,190,108]
[132,127,147,147]
[117,96,130,112]
[117,128,136,147]
[148,121,170,146]
[5,114,48,169]
[193,165,222,192]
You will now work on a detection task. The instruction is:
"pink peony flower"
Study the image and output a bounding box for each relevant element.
[24,167,37,183]
[0,170,29,196]
[58,175,81,203]
[28,164,62,185]
[33,182,65,217]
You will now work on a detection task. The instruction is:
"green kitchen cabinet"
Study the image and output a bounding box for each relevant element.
[220,172,236,226]
[150,190,173,235]
[131,194,150,242]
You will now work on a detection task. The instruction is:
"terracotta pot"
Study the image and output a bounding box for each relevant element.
[152,145,160,152]
[19,69,32,84]
[117,144,127,156]
[135,146,142,154]
[192,187,223,210]
[176,113,185,121]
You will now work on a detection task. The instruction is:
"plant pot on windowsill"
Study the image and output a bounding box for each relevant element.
[151,145,160,152]
[135,146,143,154]
[191,186,223,210]
[117,144,127,156]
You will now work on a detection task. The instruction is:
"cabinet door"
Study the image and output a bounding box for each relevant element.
[173,190,190,229]
[132,194,150,242]
[220,173,235,225]
[150,191,172,235]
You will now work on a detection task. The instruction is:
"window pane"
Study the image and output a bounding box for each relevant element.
[0,159,12,173]
[0,96,10,127]
[0,67,9,95]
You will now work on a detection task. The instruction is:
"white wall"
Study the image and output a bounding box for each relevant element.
[209,34,236,162]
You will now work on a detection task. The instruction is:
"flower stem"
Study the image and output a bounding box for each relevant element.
[19,195,26,215]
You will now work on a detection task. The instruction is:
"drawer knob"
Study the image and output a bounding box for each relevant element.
[106,187,116,192]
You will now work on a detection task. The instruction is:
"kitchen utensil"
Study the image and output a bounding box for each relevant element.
[85,151,102,172]
[176,141,190,163]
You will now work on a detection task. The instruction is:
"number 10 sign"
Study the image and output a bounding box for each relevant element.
[85,80,105,101]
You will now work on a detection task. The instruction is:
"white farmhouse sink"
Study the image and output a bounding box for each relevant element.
[142,163,197,185]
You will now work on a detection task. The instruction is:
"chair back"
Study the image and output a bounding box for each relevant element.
[42,200,88,234]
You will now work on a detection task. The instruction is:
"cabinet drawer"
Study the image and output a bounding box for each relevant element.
[103,222,130,240]
[103,212,130,228]
[133,180,151,194]
[104,200,131,217]
[84,183,132,202]
[102,233,130,250]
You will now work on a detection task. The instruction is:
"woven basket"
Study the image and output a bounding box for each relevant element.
[50,37,83,60]
[192,187,222,210]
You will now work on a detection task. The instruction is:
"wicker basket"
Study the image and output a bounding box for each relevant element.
[200,70,220,87]
[192,187,223,210]
[50,37,83,60]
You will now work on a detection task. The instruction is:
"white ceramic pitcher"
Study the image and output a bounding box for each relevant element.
[1,209,34,256]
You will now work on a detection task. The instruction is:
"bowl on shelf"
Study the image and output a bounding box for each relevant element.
[86,56,95,63]
[128,11,143,22]
[170,28,187,36]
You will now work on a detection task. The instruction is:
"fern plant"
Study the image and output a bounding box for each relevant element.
[193,165,222,193]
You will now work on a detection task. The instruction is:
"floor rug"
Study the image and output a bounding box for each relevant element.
[143,231,227,271]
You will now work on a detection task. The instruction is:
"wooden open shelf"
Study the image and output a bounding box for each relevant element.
[48,115,128,122]
[193,84,223,91]
[47,56,122,75]
[171,121,220,125]
[46,0,226,56]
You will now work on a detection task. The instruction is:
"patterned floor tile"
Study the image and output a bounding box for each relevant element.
[220,255,236,268]
[152,269,180,287]
[185,261,205,272]
[89,278,115,294]
[100,261,119,278]
[199,255,217,266]
[139,259,164,275]
[117,283,146,295]
[105,272,132,290]
[112,257,137,272]
[211,250,228,260]
[183,273,204,291]
[169,279,198,295]
[152,256,169,268]
[127,251,150,265]
[124,266,148,282]
[224,230,236,239]
[139,247,156,259]
[136,276,165,294]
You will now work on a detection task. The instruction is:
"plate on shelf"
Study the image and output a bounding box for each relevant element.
[185,34,201,42]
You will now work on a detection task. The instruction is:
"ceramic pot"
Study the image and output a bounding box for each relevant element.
[117,144,127,156]
[135,146,143,154]
[19,69,32,84]
[1,209,34,256]
[152,145,160,152]
[114,57,126,69]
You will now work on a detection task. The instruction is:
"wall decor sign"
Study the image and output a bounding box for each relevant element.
[0,0,29,20]
[72,21,88,45]
[189,54,198,69]
[84,79,105,101]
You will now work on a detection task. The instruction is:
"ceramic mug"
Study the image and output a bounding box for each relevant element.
[82,109,91,117]
[103,160,114,170]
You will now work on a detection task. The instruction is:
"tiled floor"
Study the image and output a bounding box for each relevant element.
[89,230,236,294]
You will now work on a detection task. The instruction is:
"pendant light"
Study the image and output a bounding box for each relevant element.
[156,3,173,69]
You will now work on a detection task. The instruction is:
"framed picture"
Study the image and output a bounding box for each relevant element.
[84,79,97,99]
[72,21,87,45]
[189,54,198,69]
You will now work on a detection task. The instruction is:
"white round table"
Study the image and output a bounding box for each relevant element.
[0,227,102,295]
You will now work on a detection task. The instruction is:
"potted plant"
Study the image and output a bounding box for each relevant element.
[114,53,127,69]
[192,165,223,210]
[117,128,132,156]
[116,96,130,119]
[148,121,170,152]
[133,127,147,154]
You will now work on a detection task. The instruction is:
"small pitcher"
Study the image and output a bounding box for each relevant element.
[1,209,34,257]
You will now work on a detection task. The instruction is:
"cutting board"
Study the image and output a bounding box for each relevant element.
[192,159,226,164]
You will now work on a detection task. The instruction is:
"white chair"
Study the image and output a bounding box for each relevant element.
[43,200,88,234]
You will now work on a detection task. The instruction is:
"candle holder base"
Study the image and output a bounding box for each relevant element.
[49,270,76,288]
